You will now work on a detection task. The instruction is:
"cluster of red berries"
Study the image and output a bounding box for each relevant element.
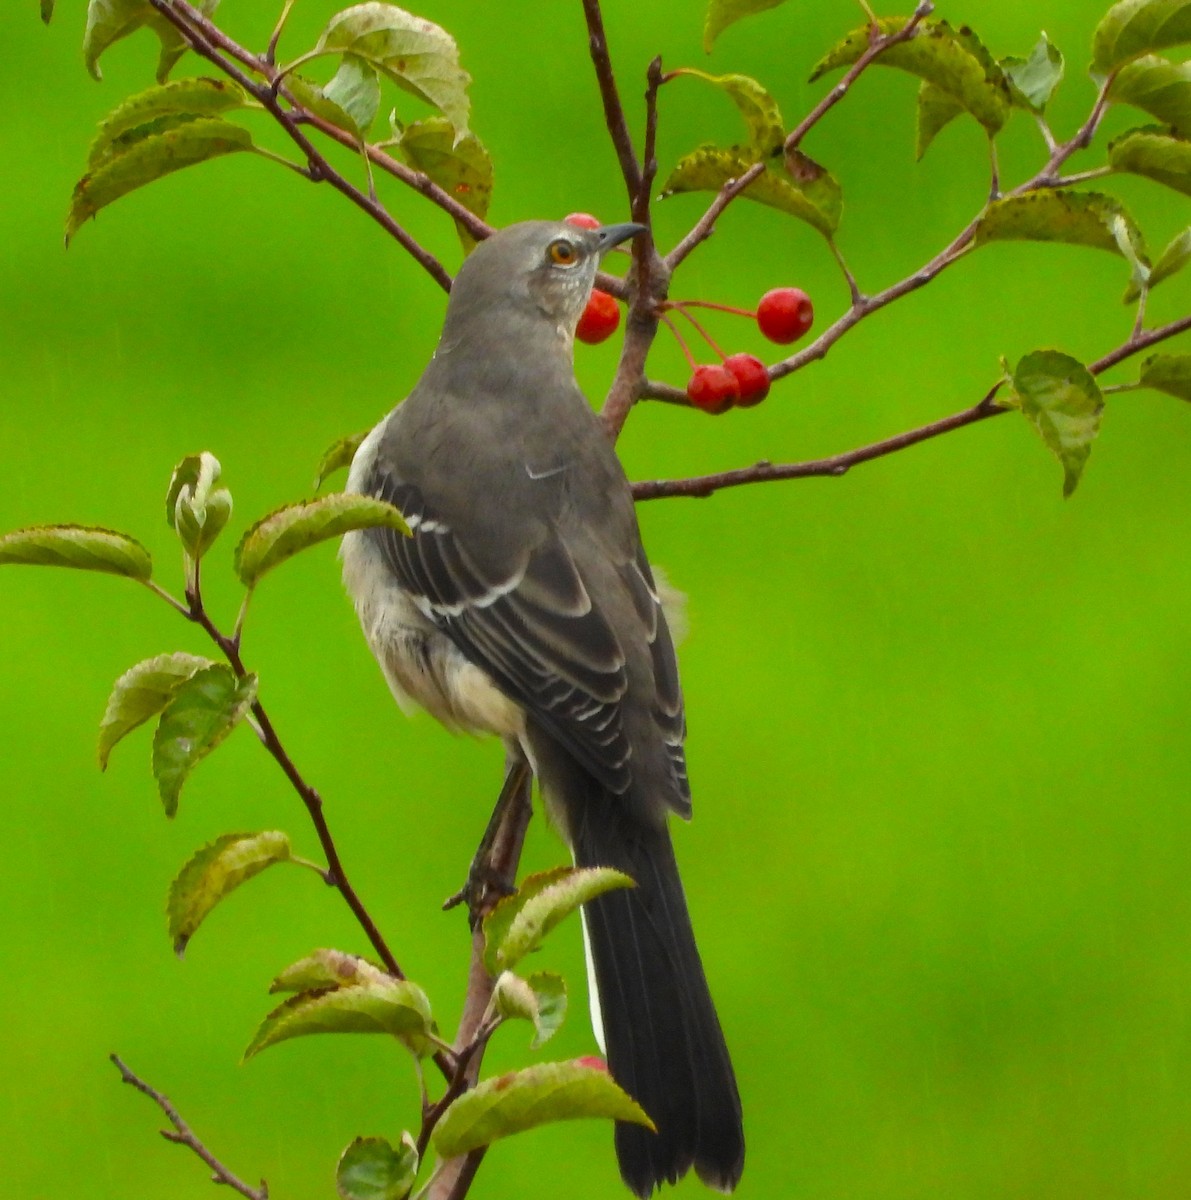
[562,212,815,414]
[684,288,814,413]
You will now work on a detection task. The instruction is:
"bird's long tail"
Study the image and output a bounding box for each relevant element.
[568,786,744,1197]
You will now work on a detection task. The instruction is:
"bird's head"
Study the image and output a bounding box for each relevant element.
[442,219,644,342]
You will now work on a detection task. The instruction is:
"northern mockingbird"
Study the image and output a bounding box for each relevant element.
[340,219,744,1196]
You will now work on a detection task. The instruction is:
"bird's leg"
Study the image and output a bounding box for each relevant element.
[443,746,533,925]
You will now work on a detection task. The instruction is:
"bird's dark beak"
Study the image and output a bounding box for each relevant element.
[596,222,647,254]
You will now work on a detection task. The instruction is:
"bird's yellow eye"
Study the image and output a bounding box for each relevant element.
[548,239,579,266]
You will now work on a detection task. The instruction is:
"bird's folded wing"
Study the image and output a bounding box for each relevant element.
[367,475,636,796]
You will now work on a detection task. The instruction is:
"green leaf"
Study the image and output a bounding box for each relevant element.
[1126,225,1191,299]
[397,118,494,249]
[336,1135,418,1200]
[1109,125,1191,196]
[270,948,392,993]
[67,117,255,245]
[1093,0,1191,73]
[1012,350,1104,497]
[88,79,249,168]
[1110,55,1191,136]
[527,972,567,1049]
[165,451,232,560]
[432,1060,654,1160]
[1139,352,1191,399]
[0,524,152,580]
[669,69,785,155]
[312,2,472,140]
[84,0,219,84]
[243,978,433,1059]
[810,18,1010,136]
[483,866,634,974]
[975,191,1149,261]
[168,831,292,957]
[315,430,371,490]
[916,81,965,159]
[660,144,841,236]
[98,651,215,769]
[325,55,383,135]
[703,0,786,52]
[152,665,258,817]
[235,493,409,588]
[284,74,367,138]
[1001,33,1064,112]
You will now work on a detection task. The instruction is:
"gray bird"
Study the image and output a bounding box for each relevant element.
[340,219,744,1196]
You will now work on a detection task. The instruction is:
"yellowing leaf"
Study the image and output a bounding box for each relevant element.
[234,493,409,588]
[1109,125,1191,196]
[670,69,785,155]
[397,118,493,248]
[1110,55,1191,136]
[916,80,965,159]
[483,866,633,974]
[1126,226,1191,300]
[88,79,248,168]
[1012,350,1103,497]
[0,524,152,580]
[811,17,1010,135]
[271,949,392,993]
[165,451,232,560]
[433,1061,653,1159]
[168,831,292,956]
[313,2,471,140]
[98,651,215,769]
[336,1135,418,1200]
[661,144,841,237]
[244,978,433,1059]
[152,665,258,817]
[1001,33,1065,113]
[1140,352,1191,400]
[1093,0,1191,73]
[68,117,255,245]
[703,0,787,52]
[314,430,371,490]
[83,0,220,83]
[975,191,1148,261]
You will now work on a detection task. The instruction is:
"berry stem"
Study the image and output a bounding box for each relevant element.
[658,313,699,370]
[665,299,757,320]
[669,303,730,361]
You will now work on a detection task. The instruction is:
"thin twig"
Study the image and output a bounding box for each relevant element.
[785,0,935,152]
[426,760,532,1200]
[666,1,933,272]
[581,0,643,205]
[632,384,1007,500]
[632,311,1191,501]
[111,1055,268,1200]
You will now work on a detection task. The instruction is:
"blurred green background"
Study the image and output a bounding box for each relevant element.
[3,2,1191,1197]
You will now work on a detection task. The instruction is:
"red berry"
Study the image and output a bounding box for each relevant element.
[686,364,740,414]
[756,287,813,344]
[565,212,601,230]
[723,353,770,407]
[575,1056,609,1073]
[576,289,620,344]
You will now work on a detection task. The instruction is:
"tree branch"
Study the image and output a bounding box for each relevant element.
[111,1055,268,1200]
[581,0,643,207]
[666,0,934,272]
[148,0,456,290]
[632,311,1191,501]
